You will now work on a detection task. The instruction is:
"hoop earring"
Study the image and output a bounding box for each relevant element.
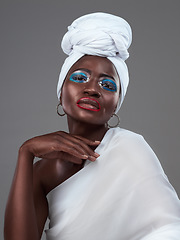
[56,102,66,116]
[107,113,120,128]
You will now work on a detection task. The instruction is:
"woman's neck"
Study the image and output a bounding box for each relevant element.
[67,117,109,142]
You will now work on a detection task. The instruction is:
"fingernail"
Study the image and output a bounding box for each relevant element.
[89,156,96,161]
[82,155,88,159]
[94,141,101,144]
[94,153,100,157]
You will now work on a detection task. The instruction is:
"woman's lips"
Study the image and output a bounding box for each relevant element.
[76,97,101,112]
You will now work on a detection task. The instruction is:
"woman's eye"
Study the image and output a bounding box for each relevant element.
[69,72,88,83]
[100,79,117,92]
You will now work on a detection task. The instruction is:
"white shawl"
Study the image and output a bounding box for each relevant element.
[45,128,180,240]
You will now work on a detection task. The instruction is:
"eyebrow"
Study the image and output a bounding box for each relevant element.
[73,68,91,74]
[99,73,115,81]
[73,68,116,82]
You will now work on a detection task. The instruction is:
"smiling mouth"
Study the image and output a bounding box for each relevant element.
[76,97,101,112]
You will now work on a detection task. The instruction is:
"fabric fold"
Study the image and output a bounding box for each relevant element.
[57,12,132,112]
[45,128,180,240]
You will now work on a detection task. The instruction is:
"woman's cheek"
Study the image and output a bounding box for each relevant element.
[61,83,80,114]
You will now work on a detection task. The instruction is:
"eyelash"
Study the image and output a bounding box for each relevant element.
[69,72,117,92]
[69,72,88,83]
[99,79,117,92]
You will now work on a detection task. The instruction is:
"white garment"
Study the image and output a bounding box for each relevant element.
[57,12,132,112]
[45,128,180,240]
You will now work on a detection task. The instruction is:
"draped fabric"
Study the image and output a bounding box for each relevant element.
[45,128,180,240]
[57,12,132,112]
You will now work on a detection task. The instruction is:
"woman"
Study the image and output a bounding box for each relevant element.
[4,12,180,240]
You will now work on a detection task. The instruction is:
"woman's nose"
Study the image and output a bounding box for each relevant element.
[83,79,101,98]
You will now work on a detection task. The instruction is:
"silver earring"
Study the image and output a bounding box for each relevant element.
[107,113,120,128]
[56,102,66,116]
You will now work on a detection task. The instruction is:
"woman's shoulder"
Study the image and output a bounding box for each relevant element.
[107,127,164,175]
[107,127,145,145]
[33,158,62,195]
[33,158,84,196]
[100,127,146,153]
[109,127,156,157]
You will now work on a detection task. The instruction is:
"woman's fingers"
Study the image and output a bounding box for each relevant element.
[39,151,84,164]
[73,134,101,146]
[57,131,101,146]
[59,151,85,164]
[55,143,89,160]
[22,131,101,164]
[49,141,97,162]
[60,139,99,161]
[55,132,100,159]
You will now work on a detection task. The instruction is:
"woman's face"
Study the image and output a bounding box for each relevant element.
[61,55,120,126]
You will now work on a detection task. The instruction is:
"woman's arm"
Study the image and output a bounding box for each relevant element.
[4,148,41,240]
[4,131,100,240]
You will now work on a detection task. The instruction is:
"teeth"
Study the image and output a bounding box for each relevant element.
[79,103,97,109]
[77,98,100,112]
[78,98,99,109]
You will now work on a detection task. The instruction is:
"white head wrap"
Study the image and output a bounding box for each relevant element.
[57,12,132,113]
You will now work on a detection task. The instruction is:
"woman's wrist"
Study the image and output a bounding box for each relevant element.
[18,142,35,162]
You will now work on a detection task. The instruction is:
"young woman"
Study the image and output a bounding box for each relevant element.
[4,12,180,240]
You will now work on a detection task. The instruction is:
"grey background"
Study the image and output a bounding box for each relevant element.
[1,1,180,239]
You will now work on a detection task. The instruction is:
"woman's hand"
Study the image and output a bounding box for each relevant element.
[20,131,100,164]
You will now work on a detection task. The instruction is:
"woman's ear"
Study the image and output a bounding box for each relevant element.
[113,105,117,114]
[60,93,62,105]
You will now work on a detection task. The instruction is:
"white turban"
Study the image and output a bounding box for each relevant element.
[57,12,132,113]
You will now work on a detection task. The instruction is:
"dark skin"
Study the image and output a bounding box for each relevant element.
[4,55,120,239]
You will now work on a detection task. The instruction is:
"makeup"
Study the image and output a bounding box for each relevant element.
[70,71,117,93]
[99,79,117,92]
[69,71,89,83]
[77,97,101,112]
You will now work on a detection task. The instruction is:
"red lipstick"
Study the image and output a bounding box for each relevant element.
[76,97,101,112]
